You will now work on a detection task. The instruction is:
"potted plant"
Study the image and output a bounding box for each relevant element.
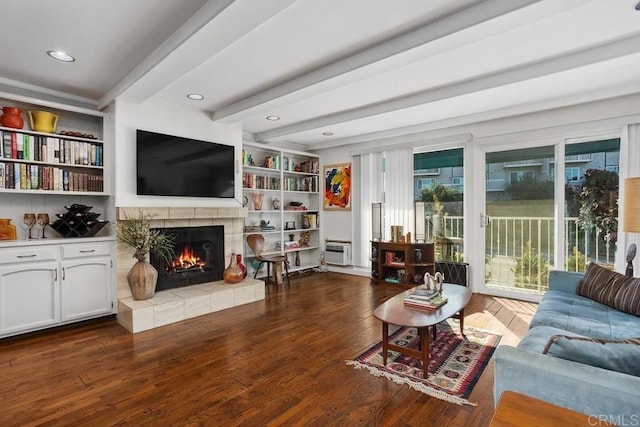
[116,210,175,300]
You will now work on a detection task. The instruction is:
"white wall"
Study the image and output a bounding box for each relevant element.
[112,99,243,208]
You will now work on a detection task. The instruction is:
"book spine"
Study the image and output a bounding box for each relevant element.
[19,163,26,189]
[31,164,37,190]
[40,137,47,162]
[65,140,71,164]
[16,133,23,159]
[2,132,11,158]
[11,133,17,159]
[54,138,60,163]
[22,134,29,159]
[4,163,8,188]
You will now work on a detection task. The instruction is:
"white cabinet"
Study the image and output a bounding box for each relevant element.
[0,261,59,336]
[242,142,321,277]
[0,239,116,338]
[61,242,113,322]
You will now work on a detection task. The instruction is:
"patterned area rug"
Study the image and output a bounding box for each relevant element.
[346,320,501,406]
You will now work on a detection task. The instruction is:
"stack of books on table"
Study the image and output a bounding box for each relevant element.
[403,288,448,310]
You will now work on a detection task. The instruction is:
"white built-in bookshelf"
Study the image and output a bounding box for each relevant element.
[242,142,321,278]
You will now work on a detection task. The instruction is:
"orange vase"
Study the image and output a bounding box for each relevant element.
[0,107,24,129]
[223,253,244,284]
[0,219,17,240]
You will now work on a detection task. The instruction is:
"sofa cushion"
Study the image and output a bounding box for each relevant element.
[576,262,640,316]
[542,335,640,377]
[530,290,640,339]
[517,325,584,353]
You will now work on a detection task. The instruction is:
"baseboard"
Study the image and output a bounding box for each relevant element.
[327,265,371,277]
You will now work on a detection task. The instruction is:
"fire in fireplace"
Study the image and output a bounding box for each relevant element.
[150,225,224,291]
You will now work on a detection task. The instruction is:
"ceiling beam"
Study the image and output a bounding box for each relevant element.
[212,0,545,123]
[99,0,297,109]
[255,32,640,142]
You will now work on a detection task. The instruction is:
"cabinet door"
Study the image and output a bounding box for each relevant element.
[0,262,60,336]
[61,258,112,322]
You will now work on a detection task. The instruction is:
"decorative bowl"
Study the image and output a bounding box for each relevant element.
[289,201,303,206]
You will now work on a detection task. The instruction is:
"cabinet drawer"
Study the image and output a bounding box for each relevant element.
[0,246,58,265]
[62,242,112,259]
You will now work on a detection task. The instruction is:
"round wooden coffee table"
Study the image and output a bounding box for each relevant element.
[373,283,472,378]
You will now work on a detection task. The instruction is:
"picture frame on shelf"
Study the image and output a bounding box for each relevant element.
[323,163,351,211]
[285,221,296,230]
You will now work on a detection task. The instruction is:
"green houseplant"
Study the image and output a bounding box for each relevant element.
[116,210,175,300]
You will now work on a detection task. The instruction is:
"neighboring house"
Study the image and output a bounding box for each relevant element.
[414,151,620,201]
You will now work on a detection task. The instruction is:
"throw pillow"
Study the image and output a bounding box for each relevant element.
[576,262,640,315]
[543,335,640,377]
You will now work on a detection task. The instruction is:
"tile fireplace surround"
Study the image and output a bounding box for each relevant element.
[115,207,265,333]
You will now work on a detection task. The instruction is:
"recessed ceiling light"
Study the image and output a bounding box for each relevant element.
[187,93,204,100]
[266,115,280,121]
[322,132,334,136]
[47,50,75,62]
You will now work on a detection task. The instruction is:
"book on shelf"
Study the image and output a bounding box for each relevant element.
[0,131,103,166]
[0,161,103,192]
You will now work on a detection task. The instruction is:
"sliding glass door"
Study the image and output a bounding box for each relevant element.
[414,148,464,261]
[481,139,620,298]
[484,146,556,295]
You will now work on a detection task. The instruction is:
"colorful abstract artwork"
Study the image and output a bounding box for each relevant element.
[324,163,351,210]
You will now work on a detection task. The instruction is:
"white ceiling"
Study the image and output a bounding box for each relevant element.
[1,0,640,151]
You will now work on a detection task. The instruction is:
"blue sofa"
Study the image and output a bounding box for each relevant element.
[494,269,640,417]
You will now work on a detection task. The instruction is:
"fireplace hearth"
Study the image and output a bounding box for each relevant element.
[150,225,224,291]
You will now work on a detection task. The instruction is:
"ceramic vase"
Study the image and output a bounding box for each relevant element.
[0,107,24,129]
[223,253,244,283]
[251,192,264,210]
[28,110,59,133]
[127,250,158,300]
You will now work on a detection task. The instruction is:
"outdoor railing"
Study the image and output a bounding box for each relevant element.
[425,215,615,292]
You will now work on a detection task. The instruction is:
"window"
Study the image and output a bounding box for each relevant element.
[605,165,619,174]
[416,178,436,189]
[565,167,580,183]
[565,139,620,272]
[486,146,555,294]
[509,170,534,184]
[414,148,464,261]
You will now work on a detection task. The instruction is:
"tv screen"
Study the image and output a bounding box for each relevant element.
[136,130,235,198]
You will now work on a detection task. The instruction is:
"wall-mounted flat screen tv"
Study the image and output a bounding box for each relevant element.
[136,129,235,198]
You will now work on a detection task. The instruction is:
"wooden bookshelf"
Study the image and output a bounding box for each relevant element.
[371,241,435,285]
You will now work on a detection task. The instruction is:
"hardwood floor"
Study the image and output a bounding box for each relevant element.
[0,272,536,426]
